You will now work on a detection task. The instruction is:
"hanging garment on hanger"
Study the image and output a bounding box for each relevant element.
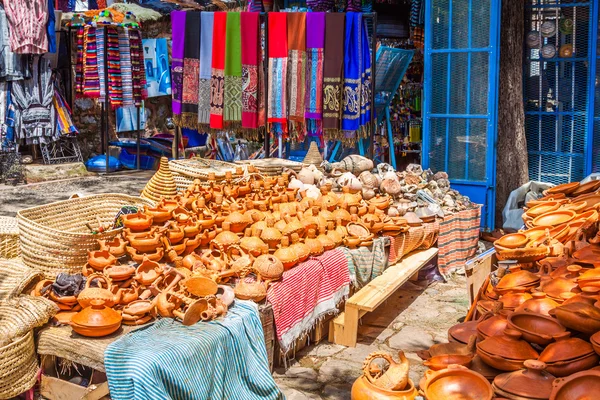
[170,11,186,124]
[305,12,325,140]
[209,12,227,130]
[198,12,214,126]
[223,12,242,126]
[286,12,306,141]
[181,11,200,128]
[119,28,134,107]
[322,13,345,138]
[267,12,288,137]
[0,9,31,81]
[241,12,259,130]
[4,0,49,54]
[129,28,146,107]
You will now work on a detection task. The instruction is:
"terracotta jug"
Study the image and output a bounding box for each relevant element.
[305,228,325,257]
[78,273,121,308]
[274,236,299,270]
[234,267,268,302]
[253,254,284,281]
[290,233,310,263]
[133,256,164,285]
[350,351,416,400]
[261,218,283,251]
[240,234,269,257]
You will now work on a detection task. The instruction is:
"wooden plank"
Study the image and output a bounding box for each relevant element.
[348,248,438,312]
[465,248,496,305]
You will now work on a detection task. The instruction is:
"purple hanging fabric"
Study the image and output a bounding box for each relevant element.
[170,11,186,120]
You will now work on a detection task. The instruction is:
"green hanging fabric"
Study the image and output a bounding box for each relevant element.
[223,12,242,125]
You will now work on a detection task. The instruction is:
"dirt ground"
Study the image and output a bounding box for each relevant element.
[1,172,471,399]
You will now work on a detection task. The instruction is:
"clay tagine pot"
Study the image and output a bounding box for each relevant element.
[492,360,555,400]
[507,311,566,346]
[515,292,559,316]
[70,299,122,337]
[476,310,512,340]
[539,332,599,377]
[476,328,539,371]
[549,302,600,334]
[549,370,600,400]
[499,291,533,311]
[422,365,493,400]
[495,270,540,294]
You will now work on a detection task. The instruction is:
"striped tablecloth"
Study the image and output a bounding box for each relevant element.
[104,301,283,400]
[338,236,390,288]
[267,249,350,354]
[437,207,481,275]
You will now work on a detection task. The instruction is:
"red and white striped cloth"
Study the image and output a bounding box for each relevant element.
[267,249,350,354]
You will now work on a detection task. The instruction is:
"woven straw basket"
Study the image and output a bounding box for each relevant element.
[0,331,38,399]
[17,194,153,277]
[141,157,178,202]
[0,296,58,346]
[0,216,20,259]
[0,259,43,300]
[303,141,323,166]
[234,158,306,176]
[169,158,241,192]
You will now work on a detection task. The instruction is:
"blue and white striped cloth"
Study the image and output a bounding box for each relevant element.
[104,301,283,400]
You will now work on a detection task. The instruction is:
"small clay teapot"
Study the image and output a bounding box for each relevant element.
[253,254,284,281]
[98,237,128,258]
[234,267,268,302]
[78,273,121,308]
[133,256,164,286]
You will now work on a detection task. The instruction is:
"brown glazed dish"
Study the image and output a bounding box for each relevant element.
[476,329,539,371]
[549,302,600,334]
[539,332,599,377]
[549,370,600,400]
[492,360,555,400]
[507,311,566,346]
[422,365,493,400]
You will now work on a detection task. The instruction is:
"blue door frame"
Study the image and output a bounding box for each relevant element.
[422,0,502,229]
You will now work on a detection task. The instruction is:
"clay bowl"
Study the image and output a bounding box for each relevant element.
[494,233,529,250]
[572,193,600,212]
[423,365,493,400]
[495,245,549,263]
[560,200,587,214]
[549,370,600,400]
[572,245,600,267]
[570,180,600,197]
[499,292,533,311]
[448,320,478,344]
[526,193,566,208]
[532,210,576,227]
[423,354,473,371]
[590,331,600,356]
[507,311,566,345]
[522,225,554,242]
[525,201,561,219]
[576,209,599,225]
[545,182,580,196]
[477,310,512,340]
[549,302,600,334]
[496,270,540,293]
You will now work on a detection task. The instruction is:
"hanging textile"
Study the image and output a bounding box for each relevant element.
[0,9,31,81]
[257,23,266,130]
[306,0,335,12]
[170,11,186,124]
[341,12,361,139]
[198,12,214,126]
[54,88,78,135]
[4,0,49,54]
[129,28,147,107]
[118,28,134,107]
[97,27,106,100]
[267,12,287,136]
[47,0,57,54]
[286,12,306,140]
[223,12,242,126]
[181,11,201,128]
[74,27,85,93]
[322,13,345,138]
[304,12,325,140]
[106,27,123,109]
[359,17,371,132]
[209,12,227,130]
[83,26,101,98]
[241,12,259,131]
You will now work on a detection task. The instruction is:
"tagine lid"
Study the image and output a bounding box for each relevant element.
[493,360,554,400]
[538,332,594,363]
[71,300,122,328]
[572,244,600,265]
[477,329,539,361]
[496,270,540,291]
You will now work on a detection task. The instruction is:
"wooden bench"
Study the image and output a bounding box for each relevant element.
[329,248,439,347]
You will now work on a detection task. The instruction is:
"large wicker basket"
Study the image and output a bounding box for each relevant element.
[0,216,20,259]
[234,158,305,176]
[17,194,152,277]
[169,158,241,192]
[0,331,38,399]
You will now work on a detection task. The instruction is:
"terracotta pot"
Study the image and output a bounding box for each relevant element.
[181,219,202,238]
[98,237,128,258]
[274,236,299,270]
[476,329,539,371]
[87,250,117,271]
[361,351,409,391]
[423,354,473,371]
[423,365,493,400]
[123,299,155,317]
[253,254,284,281]
[182,252,203,270]
[240,236,269,257]
[122,211,153,231]
[570,180,600,197]
[78,273,120,308]
[448,319,479,344]
[126,231,163,254]
[228,244,254,272]
[305,228,325,256]
[540,331,599,377]
[70,299,122,337]
[507,311,566,345]
[496,270,540,293]
[515,292,559,316]
[477,310,512,340]
[316,227,336,251]
[561,286,600,305]
[133,256,164,285]
[494,233,529,249]
[492,360,555,400]
[539,276,579,300]
[350,377,417,400]
[546,182,580,196]
[572,244,600,266]
[116,282,139,305]
[549,370,600,400]
[126,246,164,264]
[234,267,268,302]
[525,202,561,219]
[164,223,185,244]
[549,302,600,334]
[155,291,183,318]
[103,264,136,282]
[216,284,235,307]
[144,204,172,224]
[290,233,311,263]
[212,229,241,252]
[201,246,228,272]
[224,205,252,234]
[499,292,533,311]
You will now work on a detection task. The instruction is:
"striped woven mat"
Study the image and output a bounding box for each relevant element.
[437,207,481,275]
[104,301,282,400]
[388,221,440,265]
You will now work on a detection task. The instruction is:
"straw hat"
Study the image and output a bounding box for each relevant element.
[303,141,323,166]
[141,157,178,202]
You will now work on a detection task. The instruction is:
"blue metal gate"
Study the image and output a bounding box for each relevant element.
[423,0,501,229]
[525,0,599,183]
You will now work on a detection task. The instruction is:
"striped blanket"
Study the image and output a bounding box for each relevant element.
[104,301,282,400]
[338,236,389,288]
[267,249,350,354]
[437,207,481,275]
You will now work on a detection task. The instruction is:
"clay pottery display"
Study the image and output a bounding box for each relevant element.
[165,223,185,244]
[477,310,512,340]
[122,299,156,325]
[133,256,164,285]
[253,254,284,281]
[423,354,473,371]
[122,211,153,231]
[347,221,372,239]
[103,264,136,282]
[572,244,600,266]
[98,237,128,258]
[184,275,218,296]
[540,275,580,301]
[549,370,600,400]
[87,250,117,271]
[525,202,561,219]
[494,233,529,249]
[171,206,192,224]
[180,219,202,238]
[570,179,600,197]
[260,219,283,251]
[212,229,241,252]
[240,236,269,257]
[499,292,533,311]
[350,377,417,400]
[155,291,183,318]
[476,329,539,371]
[78,273,120,308]
[507,311,566,345]
[316,227,336,251]
[575,268,600,288]
[448,319,479,344]
[532,210,576,227]
[422,365,493,400]
[234,268,268,302]
[332,208,352,226]
[224,205,252,234]
[199,229,217,247]
[546,182,580,196]
[126,231,162,253]
[515,292,559,316]
[492,360,555,400]
[126,246,164,263]
[549,302,600,333]
[70,299,122,337]
[495,270,540,294]
[540,332,599,377]
[305,229,325,256]
[143,204,172,224]
[274,236,299,270]
[182,252,203,270]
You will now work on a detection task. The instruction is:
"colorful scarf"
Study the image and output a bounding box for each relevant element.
[322,13,345,137]
[304,12,325,138]
[83,26,100,98]
[224,12,242,126]
[54,88,78,135]
[75,27,84,95]
[359,18,372,131]
[198,12,214,126]
[341,12,361,136]
[257,25,266,129]
[107,27,123,109]
[119,28,134,108]
[287,12,306,140]
[170,11,186,121]
[209,12,227,130]
[241,12,259,130]
[129,29,147,107]
[267,12,287,136]
[97,27,106,100]
[181,12,201,128]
